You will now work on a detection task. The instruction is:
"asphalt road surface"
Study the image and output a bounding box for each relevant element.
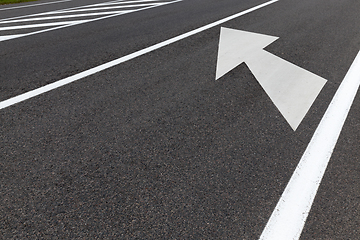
[1,0,360,239]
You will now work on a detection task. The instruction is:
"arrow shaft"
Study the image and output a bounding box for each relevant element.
[245,50,326,129]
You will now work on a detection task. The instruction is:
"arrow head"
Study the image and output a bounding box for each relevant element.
[216,27,279,80]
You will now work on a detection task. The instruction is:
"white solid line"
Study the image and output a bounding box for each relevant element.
[259,50,360,240]
[0,0,278,110]
[0,0,71,11]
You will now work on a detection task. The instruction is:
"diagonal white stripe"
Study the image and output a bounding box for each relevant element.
[0,20,86,31]
[50,3,163,14]
[79,0,165,7]
[0,34,26,41]
[0,11,128,24]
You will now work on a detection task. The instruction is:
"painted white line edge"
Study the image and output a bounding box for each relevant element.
[259,50,360,240]
[0,0,71,11]
[0,0,278,110]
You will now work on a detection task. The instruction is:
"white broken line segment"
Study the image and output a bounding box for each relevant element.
[0,0,278,110]
[259,50,360,240]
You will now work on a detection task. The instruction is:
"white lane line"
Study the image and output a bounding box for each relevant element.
[0,20,85,31]
[259,50,360,240]
[0,0,278,110]
[0,0,71,11]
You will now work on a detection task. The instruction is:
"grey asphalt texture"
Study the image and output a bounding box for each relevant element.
[1,0,360,239]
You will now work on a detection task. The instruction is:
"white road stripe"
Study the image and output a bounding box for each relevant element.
[0,10,67,22]
[38,0,164,14]
[0,0,278,110]
[75,0,164,7]
[49,3,163,14]
[0,20,86,31]
[259,50,360,240]
[0,34,25,41]
[0,11,128,24]
[0,0,71,11]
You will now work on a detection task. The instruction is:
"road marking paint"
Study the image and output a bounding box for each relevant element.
[259,50,360,239]
[0,20,86,31]
[0,0,278,110]
[0,11,128,24]
[0,0,166,22]
[0,0,180,42]
[54,0,163,9]
[0,34,25,41]
[44,3,163,14]
[0,0,71,11]
[216,27,326,130]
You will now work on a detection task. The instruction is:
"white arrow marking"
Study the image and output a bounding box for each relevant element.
[216,27,327,130]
